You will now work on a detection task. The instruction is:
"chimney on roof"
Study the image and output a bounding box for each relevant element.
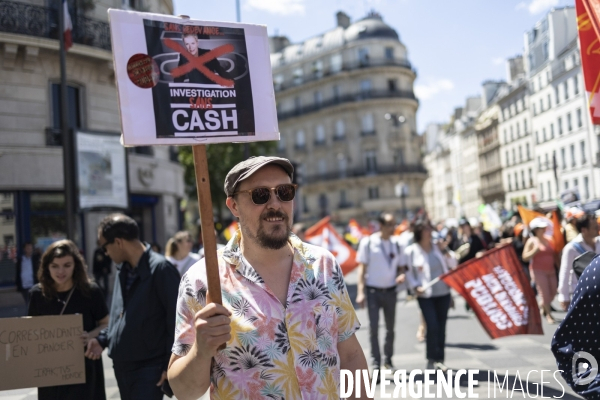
[336,11,351,29]
[506,55,524,83]
[269,35,290,54]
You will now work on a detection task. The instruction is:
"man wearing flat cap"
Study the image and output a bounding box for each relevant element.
[168,156,369,399]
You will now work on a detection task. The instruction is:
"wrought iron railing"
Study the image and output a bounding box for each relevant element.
[0,0,111,51]
[304,163,426,184]
[278,89,417,121]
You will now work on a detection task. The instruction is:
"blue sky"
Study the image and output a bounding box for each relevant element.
[173,0,575,132]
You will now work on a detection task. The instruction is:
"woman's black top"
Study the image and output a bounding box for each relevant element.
[28,283,108,400]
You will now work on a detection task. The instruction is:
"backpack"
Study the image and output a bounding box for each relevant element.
[572,242,597,278]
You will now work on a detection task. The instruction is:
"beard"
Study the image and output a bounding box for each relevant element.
[243,209,291,250]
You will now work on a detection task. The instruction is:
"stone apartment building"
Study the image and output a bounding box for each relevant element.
[270,11,427,223]
[0,0,185,286]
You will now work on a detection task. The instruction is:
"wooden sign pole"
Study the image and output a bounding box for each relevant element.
[192,144,222,306]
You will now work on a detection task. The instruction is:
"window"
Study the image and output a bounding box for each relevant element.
[516,123,520,137]
[547,94,552,110]
[365,151,377,172]
[536,131,540,144]
[567,113,573,132]
[565,181,569,190]
[294,96,302,110]
[332,85,340,101]
[555,86,560,104]
[508,174,512,191]
[360,80,372,96]
[550,123,554,138]
[542,41,549,61]
[542,128,546,142]
[558,117,563,135]
[564,81,569,100]
[394,149,405,166]
[293,68,303,85]
[537,156,541,170]
[314,91,322,106]
[339,190,347,206]
[318,159,327,176]
[338,155,347,177]
[361,113,374,134]
[529,168,533,187]
[335,120,345,138]
[539,99,543,113]
[312,60,323,78]
[510,126,514,140]
[515,172,519,190]
[547,181,552,199]
[524,119,528,134]
[571,144,576,167]
[533,103,537,116]
[540,183,544,200]
[330,54,342,73]
[545,153,549,169]
[504,129,507,144]
[526,143,531,159]
[574,178,579,189]
[519,146,523,162]
[385,47,394,60]
[273,74,283,90]
[574,75,579,95]
[506,151,510,166]
[358,47,369,66]
[512,149,516,164]
[584,176,589,199]
[577,108,583,128]
[561,148,566,169]
[51,83,81,131]
[581,141,587,164]
[295,130,305,148]
[388,79,397,92]
[315,125,325,144]
[521,170,526,189]
[368,186,379,199]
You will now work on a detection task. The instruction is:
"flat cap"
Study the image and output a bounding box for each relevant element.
[224,156,294,196]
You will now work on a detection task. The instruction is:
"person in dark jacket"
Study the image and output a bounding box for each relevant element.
[15,241,40,306]
[85,214,180,400]
[92,241,112,298]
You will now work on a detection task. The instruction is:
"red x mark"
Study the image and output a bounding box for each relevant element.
[164,38,235,87]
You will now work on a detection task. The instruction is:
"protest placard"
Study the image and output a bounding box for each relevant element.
[108,9,279,145]
[0,314,85,390]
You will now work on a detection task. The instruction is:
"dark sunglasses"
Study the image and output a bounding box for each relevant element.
[232,184,298,205]
[101,239,114,252]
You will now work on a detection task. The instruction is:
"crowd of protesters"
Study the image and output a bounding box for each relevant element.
[11,153,600,399]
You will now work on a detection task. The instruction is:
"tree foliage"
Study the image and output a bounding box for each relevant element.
[178,141,277,220]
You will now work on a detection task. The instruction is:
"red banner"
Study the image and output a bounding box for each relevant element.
[441,245,543,339]
[576,0,600,125]
[305,217,358,275]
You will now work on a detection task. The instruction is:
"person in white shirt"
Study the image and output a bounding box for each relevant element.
[356,213,406,372]
[15,241,40,306]
[557,214,600,310]
[165,231,200,278]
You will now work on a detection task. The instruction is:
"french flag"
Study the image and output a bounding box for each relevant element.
[63,0,73,51]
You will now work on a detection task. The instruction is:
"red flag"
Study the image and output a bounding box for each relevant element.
[576,0,600,124]
[440,245,543,339]
[305,217,358,275]
[63,0,73,51]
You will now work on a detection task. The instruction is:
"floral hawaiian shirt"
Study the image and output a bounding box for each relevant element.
[172,231,361,399]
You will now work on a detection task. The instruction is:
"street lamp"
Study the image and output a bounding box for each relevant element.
[395,182,409,218]
[385,113,406,127]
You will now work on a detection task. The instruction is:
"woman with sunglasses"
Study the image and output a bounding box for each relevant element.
[405,219,455,372]
[165,231,199,277]
[28,239,109,400]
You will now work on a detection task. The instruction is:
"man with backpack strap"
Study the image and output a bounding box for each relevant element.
[356,212,406,374]
[557,213,600,311]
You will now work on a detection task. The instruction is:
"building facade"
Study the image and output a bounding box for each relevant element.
[0,0,184,287]
[270,11,426,223]
[524,7,600,204]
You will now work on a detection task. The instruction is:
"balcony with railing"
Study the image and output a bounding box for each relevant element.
[274,58,415,92]
[304,163,426,184]
[0,0,111,51]
[278,89,417,121]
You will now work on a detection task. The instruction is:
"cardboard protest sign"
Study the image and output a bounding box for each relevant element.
[440,245,543,339]
[108,9,279,145]
[0,314,85,390]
